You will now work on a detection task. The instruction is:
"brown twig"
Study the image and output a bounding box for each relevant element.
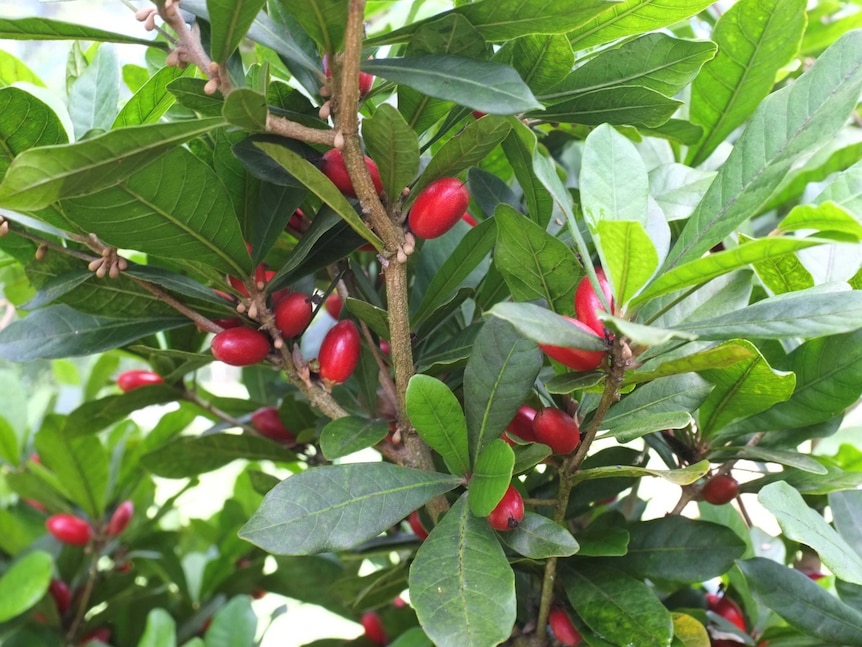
[266,113,338,147]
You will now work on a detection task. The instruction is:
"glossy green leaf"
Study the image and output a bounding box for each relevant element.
[713,446,827,474]
[545,371,605,394]
[0,551,53,623]
[409,495,515,647]
[504,34,574,96]
[623,342,758,386]
[0,305,185,361]
[603,410,695,443]
[364,56,541,115]
[622,517,746,582]
[760,481,862,585]
[113,65,189,128]
[740,557,862,645]
[533,85,681,127]
[633,237,824,305]
[687,0,807,166]
[0,50,43,87]
[204,595,256,647]
[664,31,862,271]
[363,104,419,202]
[563,562,674,647]
[35,421,107,517]
[468,440,515,517]
[464,318,543,462]
[406,375,470,477]
[319,417,390,461]
[0,117,225,212]
[487,302,609,351]
[699,339,795,436]
[779,201,862,241]
[143,434,296,478]
[63,386,180,438]
[571,459,709,486]
[501,120,553,226]
[222,87,268,132]
[240,464,460,554]
[273,0,347,53]
[748,240,815,295]
[207,0,267,63]
[0,17,168,48]
[831,490,862,555]
[68,44,118,139]
[597,220,659,306]
[168,77,225,116]
[137,608,176,647]
[500,511,579,559]
[412,218,496,327]
[493,205,580,314]
[649,163,716,222]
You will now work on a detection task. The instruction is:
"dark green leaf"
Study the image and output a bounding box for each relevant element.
[273,0,348,53]
[239,464,460,554]
[0,17,168,48]
[0,551,53,623]
[501,120,553,227]
[409,495,515,647]
[63,386,181,439]
[486,302,609,350]
[406,375,470,477]
[504,34,574,96]
[167,77,225,116]
[712,446,827,474]
[468,440,514,517]
[207,0,267,63]
[142,434,297,478]
[319,416,390,461]
[223,87,268,131]
[500,512,579,559]
[363,104,419,202]
[830,490,862,555]
[532,85,681,128]
[344,298,390,340]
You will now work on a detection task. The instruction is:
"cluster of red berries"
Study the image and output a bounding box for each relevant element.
[501,403,582,456]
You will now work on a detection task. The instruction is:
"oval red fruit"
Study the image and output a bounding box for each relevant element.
[538,317,607,372]
[702,474,739,505]
[487,484,525,531]
[408,510,428,540]
[107,501,134,537]
[359,72,374,97]
[408,178,471,240]
[506,405,538,443]
[116,370,163,392]
[575,269,614,337]
[318,320,361,383]
[80,627,111,645]
[360,611,387,646]
[321,149,383,197]
[707,592,746,631]
[274,292,313,338]
[549,607,582,646]
[46,514,92,546]
[532,408,581,455]
[211,328,271,366]
[49,580,72,615]
[251,407,297,445]
[324,293,343,319]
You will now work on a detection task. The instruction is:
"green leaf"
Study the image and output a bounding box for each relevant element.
[68,44,118,139]
[542,33,715,103]
[0,50,44,87]
[504,34,574,96]
[0,416,18,465]
[675,289,862,340]
[568,0,716,50]
[597,220,659,306]
[740,557,862,645]
[409,495,515,647]
[468,440,515,517]
[672,613,710,647]
[253,142,381,250]
[142,434,296,478]
[486,302,609,351]
[759,481,862,586]
[168,77,225,116]
[222,87,268,132]
[35,421,107,518]
[239,464,460,554]
[363,104,419,202]
[687,0,807,166]
[363,56,541,115]
[747,237,815,295]
[0,551,53,623]
[464,318,543,463]
[406,375,470,477]
[0,117,225,212]
[493,205,580,314]
[778,201,862,241]
[204,595,257,647]
[699,339,796,437]
[563,562,674,647]
[113,65,190,128]
[499,512,579,559]
[622,517,747,582]
[649,163,716,222]
[63,147,249,276]
[412,218,496,327]
[319,417,390,461]
[633,237,824,305]
[345,298,390,340]
[0,305,185,361]
[532,85,681,128]
[664,30,862,271]
[0,17,168,48]
[252,4,321,96]
[623,341,758,386]
[712,446,827,474]
[207,0,267,63]
[830,490,862,555]
[501,120,553,227]
[274,0,348,53]
[571,459,710,486]
[63,386,180,438]
[601,410,695,444]
[137,608,176,647]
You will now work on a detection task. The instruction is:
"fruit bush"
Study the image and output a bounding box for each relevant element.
[1,1,862,646]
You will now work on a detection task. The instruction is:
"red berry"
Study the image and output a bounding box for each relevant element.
[318,321,361,383]
[462,212,478,227]
[213,318,243,330]
[506,405,538,443]
[324,293,343,319]
[359,71,374,97]
[287,208,308,231]
[472,111,487,119]
[107,501,134,537]
[575,269,614,337]
[228,264,270,298]
[49,580,72,615]
[532,408,581,455]
[487,484,525,531]
[211,328,271,366]
[79,627,111,645]
[707,592,746,631]
[252,587,267,599]
[46,514,92,546]
[408,178,471,240]
[379,339,391,355]
[360,611,388,646]
[549,607,582,646]
[538,317,607,371]
[116,370,163,392]
[702,474,739,505]
[408,510,428,540]
[321,149,383,197]
[251,407,297,445]
[274,292,313,338]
